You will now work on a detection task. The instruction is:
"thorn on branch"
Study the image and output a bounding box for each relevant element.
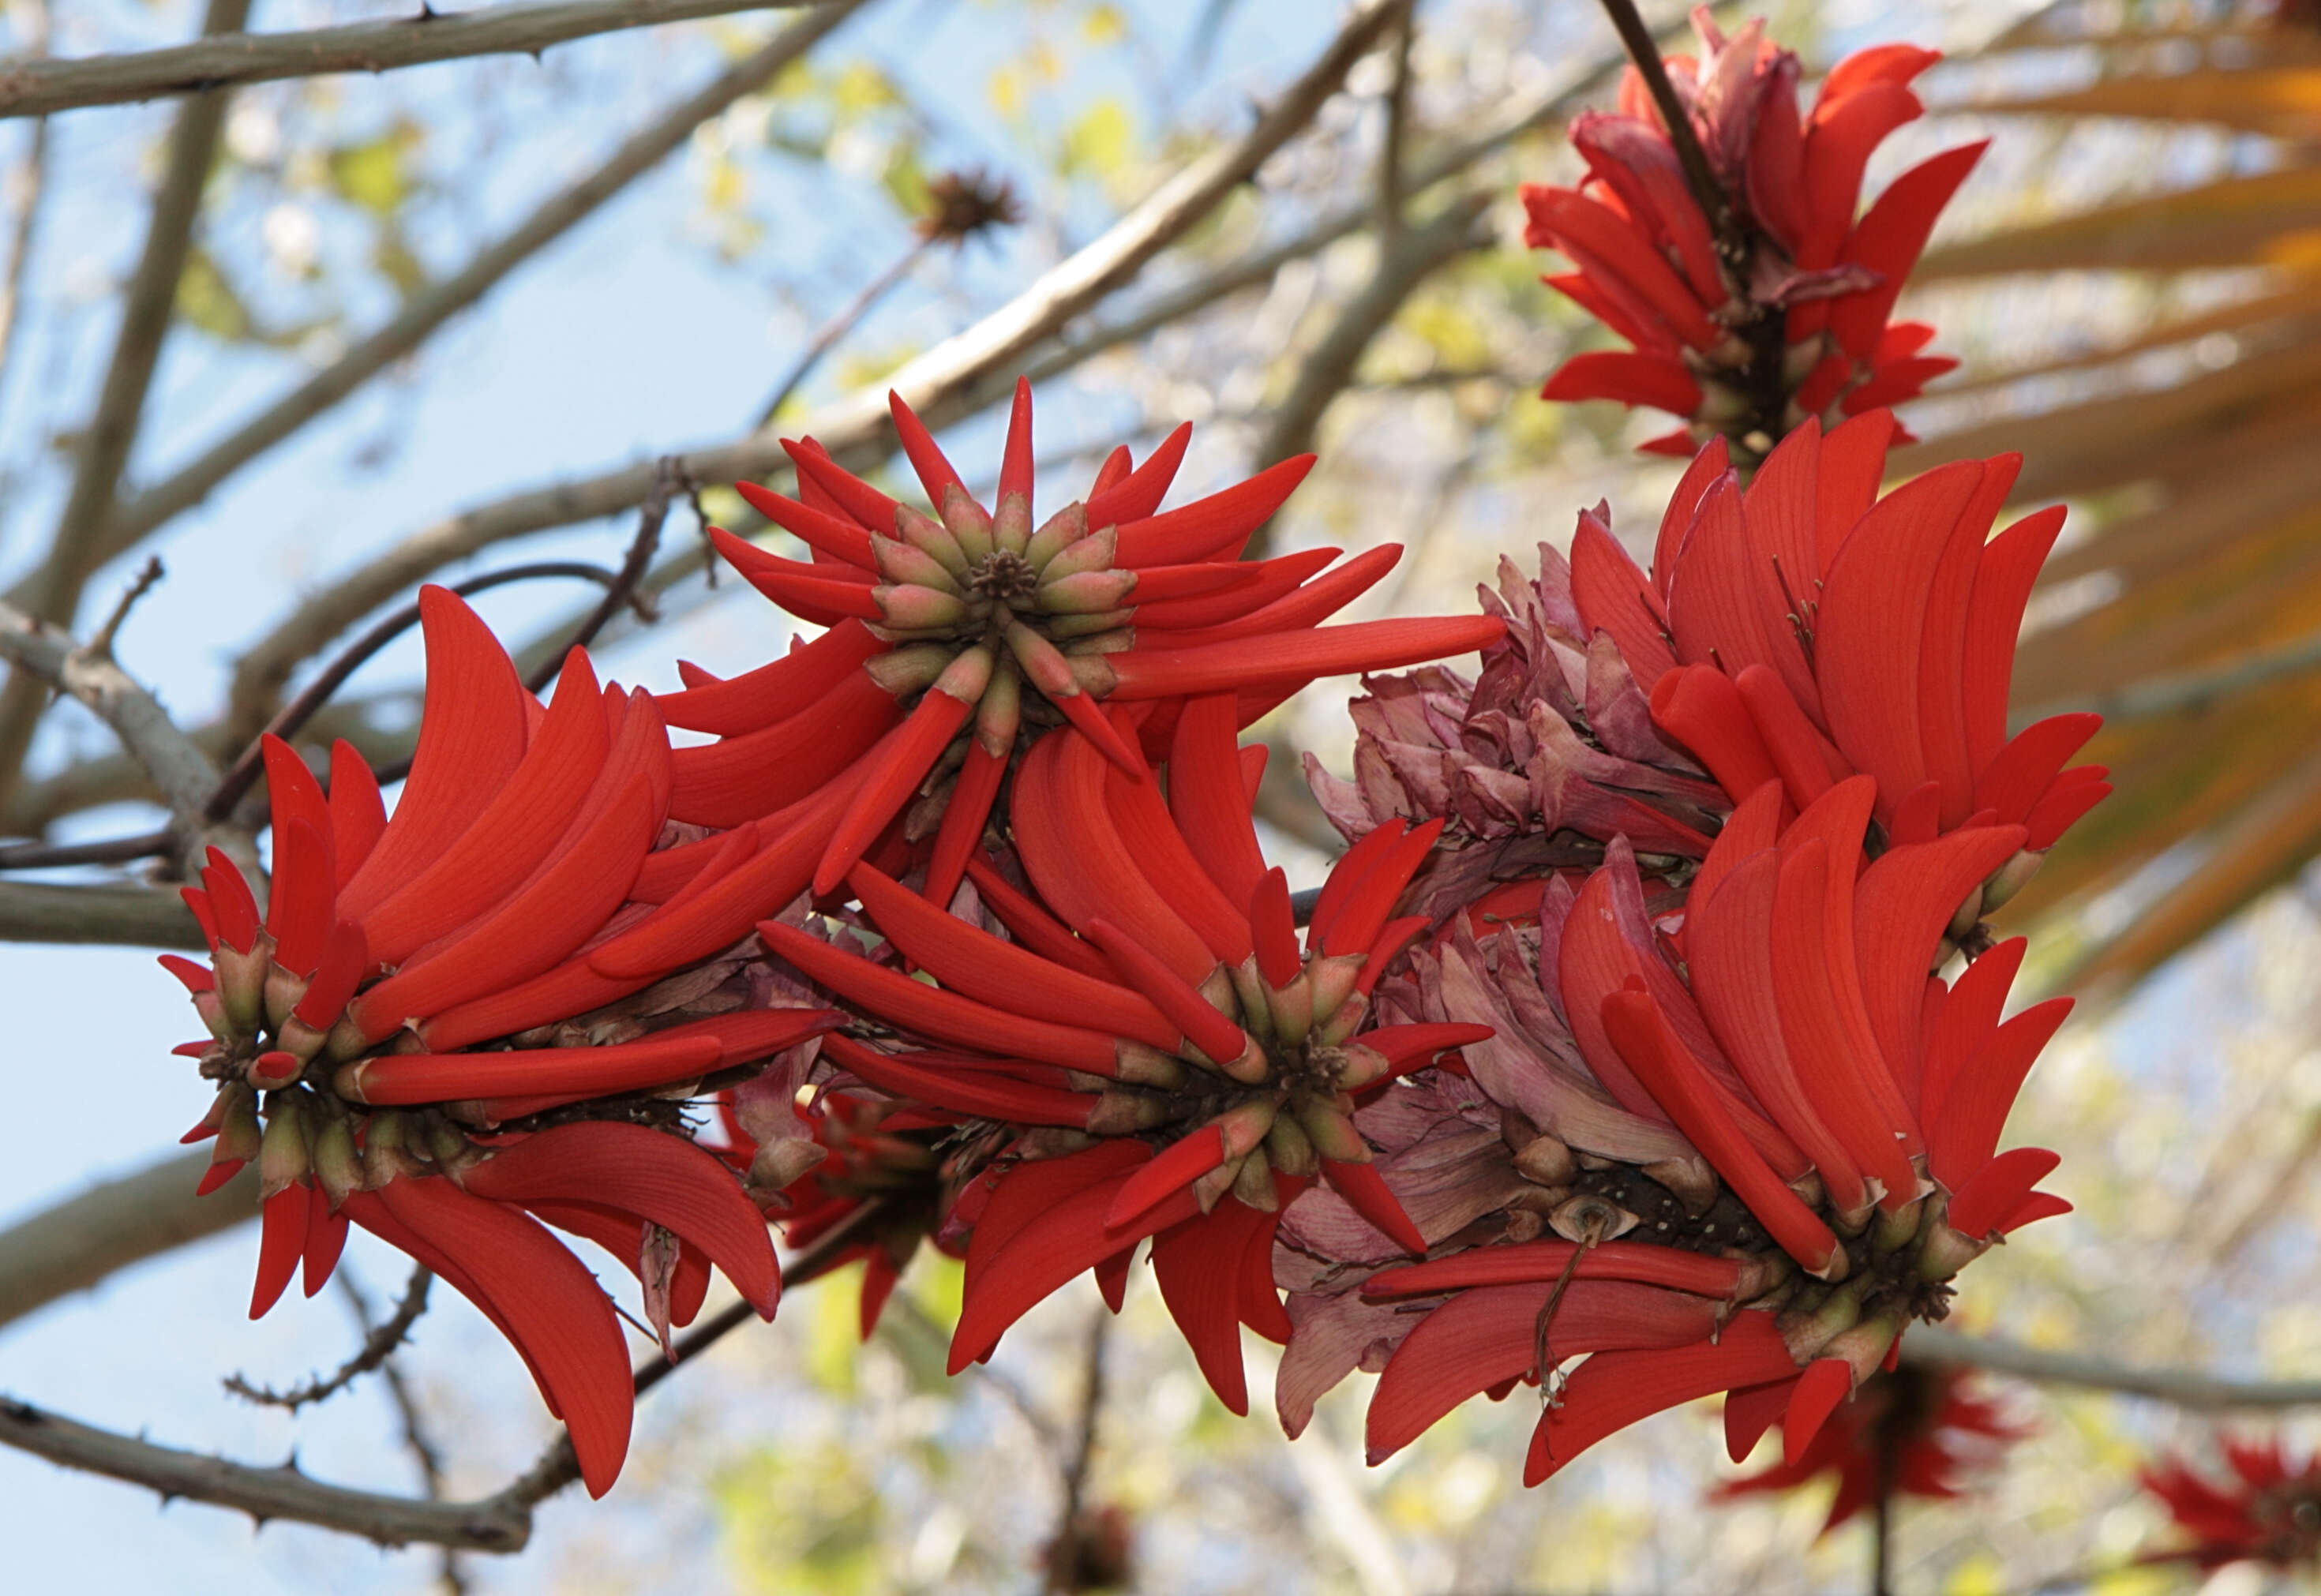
[223,1264,432,1414]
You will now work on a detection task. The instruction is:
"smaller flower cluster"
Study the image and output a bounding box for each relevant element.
[2142,1436,2321,1573]
[1525,13,1980,459]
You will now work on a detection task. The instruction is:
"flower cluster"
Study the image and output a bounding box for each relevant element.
[2140,1436,2321,1573]
[154,13,2109,1529]
[1525,12,1981,459]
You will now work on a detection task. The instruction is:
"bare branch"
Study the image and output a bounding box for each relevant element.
[2013,624,2321,729]
[0,0,51,403]
[0,0,253,802]
[48,0,872,620]
[523,462,674,694]
[1374,0,1415,243]
[0,596,223,878]
[1043,1308,1110,1593]
[0,1396,533,1551]
[0,1148,254,1332]
[0,0,845,119]
[224,0,1408,730]
[225,1266,433,1413]
[0,879,208,945]
[1906,1326,2321,1408]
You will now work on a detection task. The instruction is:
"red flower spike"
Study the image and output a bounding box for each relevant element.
[667,670,898,829]
[250,1182,312,1320]
[338,588,532,921]
[654,619,886,737]
[265,819,336,977]
[1307,820,1406,950]
[461,1122,782,1317]
[782,436,898,530]
[963,1142,1147,1300]
[733,481,876,569]
[1321,818,1443,959]
[1130,547,1336,631]
[368,1178,632,1499]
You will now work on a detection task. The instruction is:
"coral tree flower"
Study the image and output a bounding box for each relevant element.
[1714,1362,2027,1531]
[1571,413,2109,924]
[1303,770,2072,1483]
[2140,1437,2321,1572]
[162,586,834,1496]
[1306,546,1730,926]
[600,377,1504,984]
[1524,13,1982,456]
[753,699,1493,1414]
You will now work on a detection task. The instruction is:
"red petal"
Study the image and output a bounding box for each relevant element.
[1308,821,1403,950]
[1134,545,1401,650]
[1152,1206,1270,1414]
[1664,475,1800,695]
[463,1121,782,1317]
[1524,1311,1797,1485]
[264,817,336,978]
[1738,421,1828,717]
[654,619,885,736]
[782,436,899,530]
[1796,81,1922,267]
[1540,350,1702,414]
[1689,779,1785,920]
[1725,1375,1801,1463]
[1130,547,1336,630]
[369,1178,632,1498]
[964,1142,1146,1300]
[1602,988,1842,1274]
[302,1194,348,1299]
[1928,998,2071,1189]
[1112,455,1315,566]
[823,1036,1093,1126]
[339,587,531,921]
[1655,435,1732,592]
[1813,410,1895,575]
[328,740,388,890]
[1571,508,1676,687]
[888,390,968,504]
[923,742,1006,909]
[1167,695,1269,912]
[1851,824,2026,1106]
[1320,1159,1426,1256]
[1974,713,2101,830]
[1735,665,1849,812]
[1919,935,2024,1130]
[292,919,368,1031]
[1104,1125,1228,1230]
[202,849,261,954]
[251,1183,311,1319]
[1100,753,1255,966]
[1783,1357,1856,1465]
[1962,507,2068,775]
[1369,1279,1726,1463]
[1081,916,1245,1065]
[961,855,1116,982]
[1086,422,1190,526]
[1363,1240,1743,1301]
[1105,616,1507,699]
[670,669,898,829]
[1524,186,1720,349]
[1944,1145,2060,1239]
[344,1032,726,1103]
[1828,142,1987,362]
[733,481,876,570]
[1249,867,1302,988]
[1650,665,1782,806]
[814,684,974,897]
[1322,819,1443,959]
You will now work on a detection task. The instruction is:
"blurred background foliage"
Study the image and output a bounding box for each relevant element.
[8,0,2321,1590]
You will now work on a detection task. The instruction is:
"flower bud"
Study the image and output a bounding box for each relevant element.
[894,504,971,579]
[1981,848,2045,912]
[1778,1283,1862,1362]
[1230,1151,1279,1212]
[247,1049,303,1091]
[939,482,995,564]
[257,1102,311,1199]
[1037,571,1138,615]
[992,487,1032,557]
[312,1117,365,1209]
[1022,501,1089,571]
[876,584,971,631]
[1036,528,1119,585]
[1295,1099,1368,1163]
[1085,1091,1172,1135]
[871,534,964,594]
[1264,1112,1319,1178]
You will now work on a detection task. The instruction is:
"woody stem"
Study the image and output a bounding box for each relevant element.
[1588,0,1730,238]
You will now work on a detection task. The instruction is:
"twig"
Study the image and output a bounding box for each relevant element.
[1375,0,1415,244]
[0,0,845,119]
[86,556,163,658]
[0,824,172,870]
[0,0,51,417]
[1588,0,1727,236]
[1044,1307,1110,1593]
[0,1148,255,1332]
[225,1265,433,1413]
[206,560,623,822]
[2012,624,2321,731]
[0,879,207,945]
[25,0,874,625]
[0,0,253,807]
[338,1265,466,1595]
[219,0,1403,736]
[0,597,223,879]
[523,463,674,694]
[756,238,932,427]
[1904,1326,2321,1408]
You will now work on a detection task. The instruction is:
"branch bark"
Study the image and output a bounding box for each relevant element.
[0,597,225,879]
[37,0,871,631]
[1906,1326,2321,1408]
[220,0,1405,735]
[0,1148,255,1332]
[0,880,207,945]
[0,0,252,804]
[0,0,842,119]
[0,1396,534,1550]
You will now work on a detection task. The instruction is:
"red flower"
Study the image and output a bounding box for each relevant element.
[1524,16,1979,456]
[752,700,1493,1414]
[1714,1363,2027,1531]
[1570,417,2108,906]
[1305,547,1729,927]
[2140,1436,2321,1572]
[598,377,1503,980]
[163,586,834,1495]
[1332,770,2071,1483]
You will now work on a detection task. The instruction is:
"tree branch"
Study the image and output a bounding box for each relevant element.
[0,596,224,879]
[0,0,252,804]
[0,1396,534,1551]
[219,0,1404,734]
[0,0,51,410]
[0,0,844,119]
[0,1148,255,1332]
[225,1266,433,1412]
[1906,1326,2321,1408]
[0,879,207,945]
[39,0,871,635]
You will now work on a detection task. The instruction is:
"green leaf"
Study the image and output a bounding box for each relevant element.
[1059,97,1134,180]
